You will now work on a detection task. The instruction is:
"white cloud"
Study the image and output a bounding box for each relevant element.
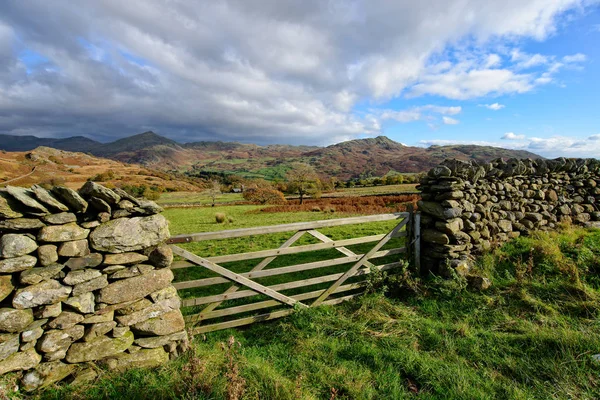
[588,134,600,141]
[377,105,461,125]
[0,0,592,143]
[563,53,587,63]
[502,132,526,140]
[482,103,505,110]
[442,116,460,125]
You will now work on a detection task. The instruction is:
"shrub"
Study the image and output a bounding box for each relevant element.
[215,213,226,223]
[242,188,287,205]
[311,206,321,212]
[228,216,234,223]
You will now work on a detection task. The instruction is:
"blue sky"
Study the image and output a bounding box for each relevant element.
[0,1,599,157]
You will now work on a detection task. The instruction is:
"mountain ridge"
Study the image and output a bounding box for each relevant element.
[0,131,543,180]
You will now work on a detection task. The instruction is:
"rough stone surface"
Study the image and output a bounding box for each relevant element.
[58,240,89,257]
[38,223,89,243]
[97,269,174,304]
[103,252,148,265]
[132,310,185,336]
[31,186,69,212]
[50,186,88,213]
[20,263,64,285]
[22,361,75,391]
[48,312,84,330]
[0,308,34,333]
[0,234,38,258]
[6,186,49,214]
[63,269,102,285]
[0,276,14,303]
[72,275,108,296]
[79,182,121,204]
[65,330,134,363]
[37,245,58,266]
[34,303,61,319]
[89,215,170,253]
[63,292,95,314]
[13,280,72,309]
[42,213,77,225]
[83,321,117,342]
[104,347,168,371]
[0,348,41,375]
[65,253,103,270]
[134,331,187,349]
[0,333,20,360]
[115,298,180,327]
[0,255,37,273]
[0,218,45,231]
[21,320,47,342]
[148,245,173,268]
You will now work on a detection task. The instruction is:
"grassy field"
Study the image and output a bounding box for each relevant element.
[32,223,600,399]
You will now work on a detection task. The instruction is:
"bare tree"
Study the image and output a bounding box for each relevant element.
[206,180,221,207]
[285,162,318,205]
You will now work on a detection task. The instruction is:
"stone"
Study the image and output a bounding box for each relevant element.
[0,190,24,219]
[34,303,62,319]
[118,200,136,210]
[20,341,36,352]
[31,185,69,212]
[48,312,85,330]
[132,310,185,336]
[38,245,58,266]
[22,361,76,391]
[149,286,178,303]
[80,220,101,229]
[0,275,14,302]
[6,186,49,214]
[110,264,154,279]
[0,234,38,258]
[497,220,513,233]
[89,215,170,253]
[435,218,463,234]
[37,325,84,353]
[525,213,543,222]
[137,199,163,215]
[64,268,102,285]
[0,348,41,375]
[0,333,20,360]
[148,245,173,268]
[103,252,148,265]
[113,210,131,218]
[422,229,450,245]
[114,299,153,316]
[83,321,117,342]
[97,268,174,304]
[70,367,98,386]
[115,298,180,326]
[89,197,112,213]
[111,326,130,338]
[82,311,114,324]
[58,240,90,257]
[64,292,95,314]
[417,201,462,220]
[79,182,121,204]
[134,331,187,349]
[0,218,45,231]
[467,275,492,290]
[13,280,72,309]
[44,348,68,362]
[0,255,37,273]
[72,275,108,296]
[42,212,77,225]
[51,186,88,213]
[20,263,64,285]
[547,190,558,202]
[98,212,111,223]
[38,223,90,243]
[102,265,126,274]
[21,319,47,342]
[65,330,134,363]
[65,253,103,270]
[112,188,141,206]
[0,308,34,333]
[104,347,168,371]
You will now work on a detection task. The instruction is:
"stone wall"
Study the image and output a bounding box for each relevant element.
[417,158,600,275]
[0,182,188,390]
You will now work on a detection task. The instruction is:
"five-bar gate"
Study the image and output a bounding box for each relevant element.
[167,212,420,334]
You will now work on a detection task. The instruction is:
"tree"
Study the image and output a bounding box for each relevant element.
[285,163,319,205]
[206,180,221,207]
[243,187,287,204]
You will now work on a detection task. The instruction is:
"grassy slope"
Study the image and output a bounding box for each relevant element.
[30,219,600,399]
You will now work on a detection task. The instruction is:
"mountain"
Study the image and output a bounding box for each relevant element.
[0,132,543,180]
[0,134,100,153]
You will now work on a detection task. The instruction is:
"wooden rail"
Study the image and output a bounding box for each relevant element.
[170,212,419,334]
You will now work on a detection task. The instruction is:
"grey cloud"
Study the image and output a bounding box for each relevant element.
[0,0,591,144]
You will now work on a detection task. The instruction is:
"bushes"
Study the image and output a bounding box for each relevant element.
[243,187,287,205]
[215,213,226,223]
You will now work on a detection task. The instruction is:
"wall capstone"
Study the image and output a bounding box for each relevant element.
[0,181,188,390]
[417,157,600,276]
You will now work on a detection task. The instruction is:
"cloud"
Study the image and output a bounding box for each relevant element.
[377,105,461,125]
[482,103,505,110]
[442,116,459,125]
[0,0,592,144]
[502,132,526,140]
[563,53,587,63]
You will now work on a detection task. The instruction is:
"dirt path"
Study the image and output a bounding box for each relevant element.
[0,166,37,186]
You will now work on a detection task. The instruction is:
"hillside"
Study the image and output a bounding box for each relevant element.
[0,146,205,191]
[0,132,542,180]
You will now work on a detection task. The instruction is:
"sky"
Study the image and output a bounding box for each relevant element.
[0,0,599,158]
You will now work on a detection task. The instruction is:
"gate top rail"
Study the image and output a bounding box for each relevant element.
[167,212,409,244]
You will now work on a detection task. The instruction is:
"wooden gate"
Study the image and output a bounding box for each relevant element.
[167,212,420,334]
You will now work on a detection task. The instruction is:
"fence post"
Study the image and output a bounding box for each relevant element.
[414,211,421,274]
[406,204,414,270]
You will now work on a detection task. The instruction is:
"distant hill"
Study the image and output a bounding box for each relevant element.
[0,132,542,180]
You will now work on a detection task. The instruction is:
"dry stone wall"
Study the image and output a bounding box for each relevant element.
[0,182,188,390]
[417,158,600,276]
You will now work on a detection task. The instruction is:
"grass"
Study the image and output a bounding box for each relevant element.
[20,222,600,399]
[156,192,244,206]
